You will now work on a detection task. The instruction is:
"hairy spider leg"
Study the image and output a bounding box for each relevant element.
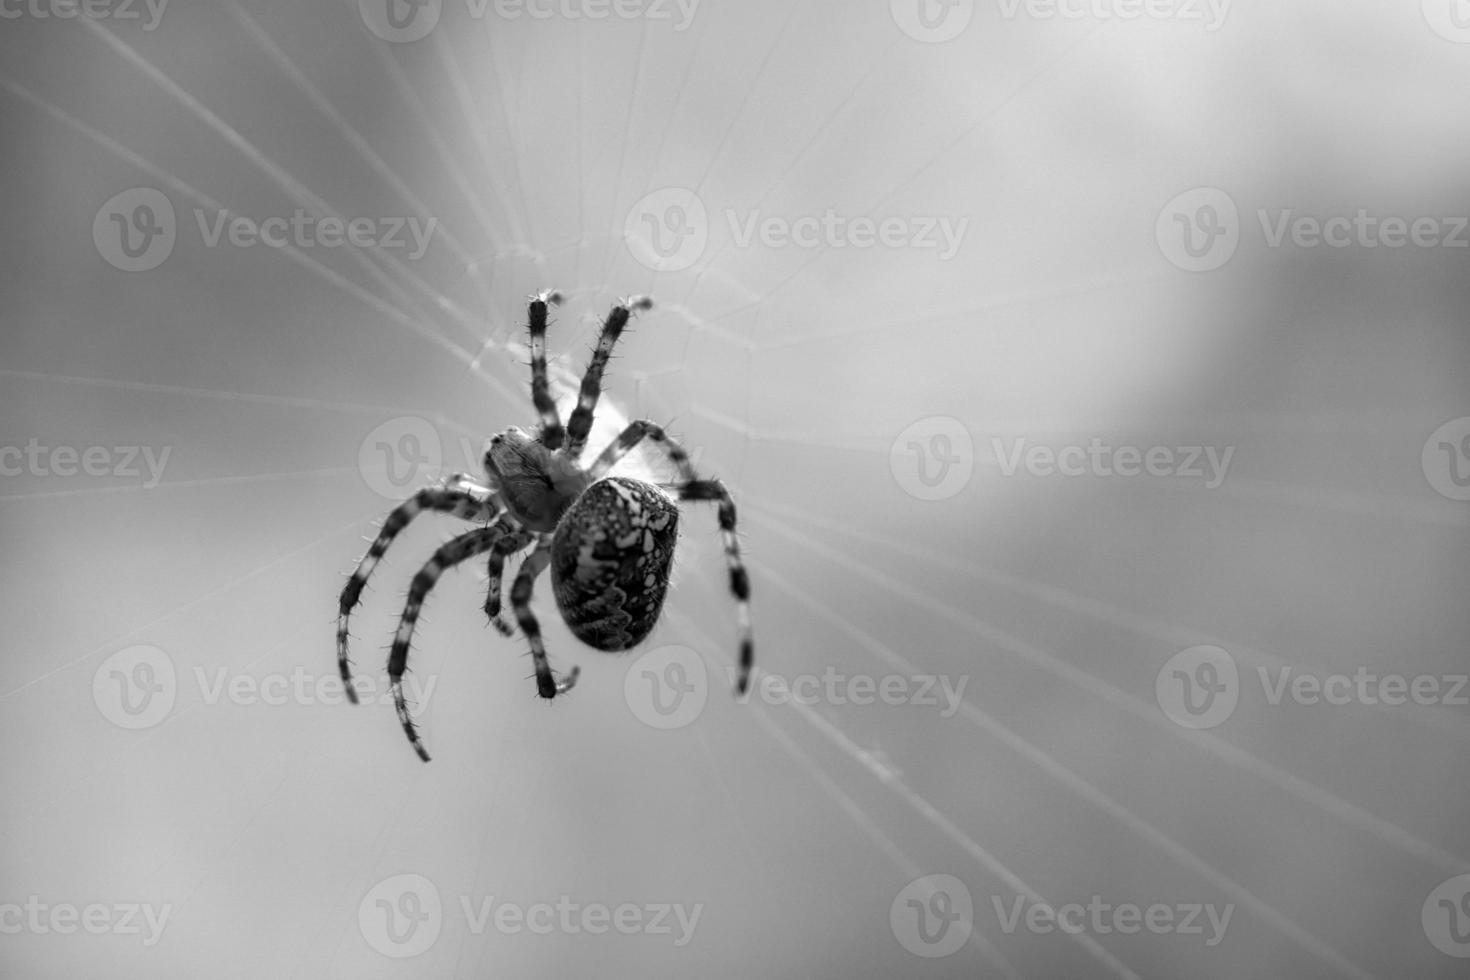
[483,528,534,635]
[511,536,582,700]
[588,419,753,693]
[560,295,653,461]
[338,485,499,703]
[388,522,517,761]
[677,480,753,693]
[527,290,565,450]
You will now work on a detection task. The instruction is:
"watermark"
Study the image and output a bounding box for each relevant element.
[1257,209,1468,251]
[995,0,1230,30]
[93,645,178,730]
[358,874,703,958]
[622,646,968,728]
[1156,187,1239,272]
[890,874,973,958]
[890,416,974,501]
[358,416,706,501]
[92,645,437,729]
[890,0,974,43]
[359,874,442,957]
[492,0,699,29]
[624,187,709,272]
[625,645,709,729]
[358,0,442,41]
[94,188,175,272]
[358,0,697,42]
[992,437,1235,488]
[0,897,172,946]
[192,666,436,710]
[459,895,701,945]
[1156,645,1468,729]
[194,209,437,261]
[1422,417,1470,501]
[1423,874,1470,958]
[359,416,446,500]
[1158,187,1470,272]
[94,189,438,271]
[1156,645,1238,729]
[1422,0,1470,44]
[991,893,1234,946]
[734,668,969,717]
[726,209,970,261]
[0,438,171,488]
[0,0,168,30]
[623,191,970,271]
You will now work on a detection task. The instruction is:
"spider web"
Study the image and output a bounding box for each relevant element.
[1,3,1468,980]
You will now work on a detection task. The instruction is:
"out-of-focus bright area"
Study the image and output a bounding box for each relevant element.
[1,1,1468,977]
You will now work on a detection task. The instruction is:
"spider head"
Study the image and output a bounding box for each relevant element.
[484,426,588,533]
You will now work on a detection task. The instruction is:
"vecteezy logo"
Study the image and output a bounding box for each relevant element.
[93,188,176,272]
[1423,874,1470,957]
[1156,187,1239,272]
[890,874,973,958]
[1423,0,1470,42]
[92,644,177,729]
[623,188,708,272]
[889,417,974,501]
[358,416,443,500]
[359,873,443,957]
[1155,645,1239,729]
[624,645,708,729]
[359,0,441,42]
[890,0,974,43]
[1422,417,1470,501]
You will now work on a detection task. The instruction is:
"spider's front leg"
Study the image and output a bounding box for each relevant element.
[510,535,581,699]
[560,295,652,460]
[527,289,566,450]
[387,521,516,761]
[338,482,500,703]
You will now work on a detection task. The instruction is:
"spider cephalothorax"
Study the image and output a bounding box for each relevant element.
[337,290,752,761]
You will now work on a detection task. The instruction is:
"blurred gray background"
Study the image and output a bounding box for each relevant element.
[1,0,1468,977]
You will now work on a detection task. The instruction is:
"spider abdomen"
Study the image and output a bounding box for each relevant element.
[550,476,679,652]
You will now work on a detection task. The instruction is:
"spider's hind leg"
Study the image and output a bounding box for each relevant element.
[337,484,497,704]
[388,521,513,761]
[676,478,753,694]
[588,420,753,693]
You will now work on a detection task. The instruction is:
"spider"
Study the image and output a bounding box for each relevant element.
[337,290,753,761]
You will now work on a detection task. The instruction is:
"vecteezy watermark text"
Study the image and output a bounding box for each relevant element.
[992,893,1234,946]
[93,188,440,271]
[992,437,1235,489]
[622,188,972,272]
[0,439,170,488]
[1156,644,1469,730]
[732,667,969,718]
[1158,187,1470,271]
[357,874,702,958]
[725,209,970,261]
[0,897,171,946]
[0,0,168,29]
[995,0,1230,30]
[92,645,437,730]
[194,209,437,260]
[358,0,699,43]
[621,646,970,729]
